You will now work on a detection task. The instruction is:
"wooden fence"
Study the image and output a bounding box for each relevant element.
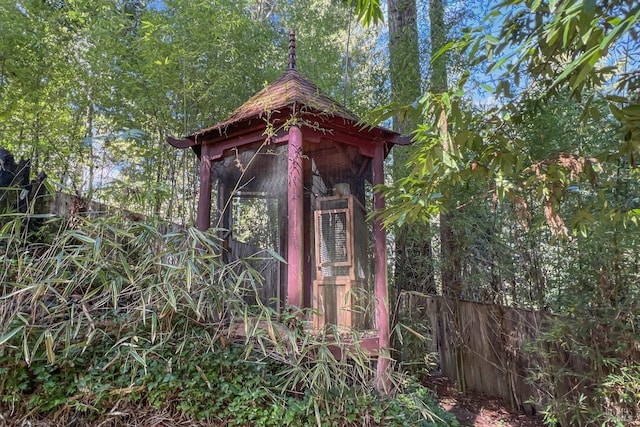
[50,192,143,221]
[424,296,553,412]
[48,192,182,231]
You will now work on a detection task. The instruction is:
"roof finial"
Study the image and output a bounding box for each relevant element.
[288,29,296,70]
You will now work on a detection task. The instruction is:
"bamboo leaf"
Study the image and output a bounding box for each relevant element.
[129,348,147,372]
[93,236,101,259]
[45,330,56,364]
[22,332,30,365]
[0,326,23,346]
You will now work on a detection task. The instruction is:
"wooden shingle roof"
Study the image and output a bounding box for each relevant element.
[168,29,411,152]
[190,68,359,139]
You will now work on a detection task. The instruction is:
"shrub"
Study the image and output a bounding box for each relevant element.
[0,213,457,426]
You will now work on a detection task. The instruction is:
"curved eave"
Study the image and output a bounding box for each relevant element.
[166,113,412,160]
[374,128,412,146]
[167,136,196,149]
[190,112,411,146]
[167,136,201,158]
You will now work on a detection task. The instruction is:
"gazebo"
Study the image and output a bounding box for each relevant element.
[167,31,409,384]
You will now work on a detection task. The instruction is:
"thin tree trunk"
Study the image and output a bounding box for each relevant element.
[430,0,466,392]
[388,0,421,137]
[388,0,435,295]
[84,91,95,199]
[430,0,459,297]
[388,0,438,372]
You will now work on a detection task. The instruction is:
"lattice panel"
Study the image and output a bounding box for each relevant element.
[318,211,348,265]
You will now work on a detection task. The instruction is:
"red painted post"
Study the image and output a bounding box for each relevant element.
[373,141,390,393]
[197,153,212,231]
[287,125,304,307]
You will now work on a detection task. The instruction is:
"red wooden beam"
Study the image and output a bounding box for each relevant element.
[287,125,304,307]
[373,141,390,394]
[197,155,212,231]
[200,126,289,160]
[167,136,197,149]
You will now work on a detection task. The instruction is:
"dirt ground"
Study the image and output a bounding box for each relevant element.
[425,376,546,427]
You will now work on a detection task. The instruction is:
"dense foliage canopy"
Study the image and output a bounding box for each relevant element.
[356,0,640,424]
[0,0,386,222]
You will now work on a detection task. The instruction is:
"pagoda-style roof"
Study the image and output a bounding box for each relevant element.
[167,31,410,153]
[191,68,359,140]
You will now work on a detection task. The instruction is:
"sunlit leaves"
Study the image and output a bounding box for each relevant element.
[469,0,639,150]
[373,0,640,237]
[2,0,384,223]
[350,0,384,26]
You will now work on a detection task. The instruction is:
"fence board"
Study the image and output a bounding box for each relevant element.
[425,296,549,411]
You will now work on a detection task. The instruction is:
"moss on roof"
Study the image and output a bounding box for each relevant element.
[191,69,358,138]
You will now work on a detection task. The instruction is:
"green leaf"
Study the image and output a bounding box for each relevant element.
[352,0,384,26]
[610,103,624,121]
[583,0,596,15]
[480,83,495,94]
[622,105,640,119]
[93,236,101,259]
[531,0,543,12]
[0,326,23,346]
[129,347,147,371]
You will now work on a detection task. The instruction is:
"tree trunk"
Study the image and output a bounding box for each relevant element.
[388,0,421,135]
[429,0,459,297]
[388,0,435,295]
[429,0,447,93]
[430,0,466,392]
[387,0,437,372]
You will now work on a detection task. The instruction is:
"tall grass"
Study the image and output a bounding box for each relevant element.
[0,213,456,426]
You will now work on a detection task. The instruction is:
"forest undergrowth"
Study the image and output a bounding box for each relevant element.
[0,213,458,427]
